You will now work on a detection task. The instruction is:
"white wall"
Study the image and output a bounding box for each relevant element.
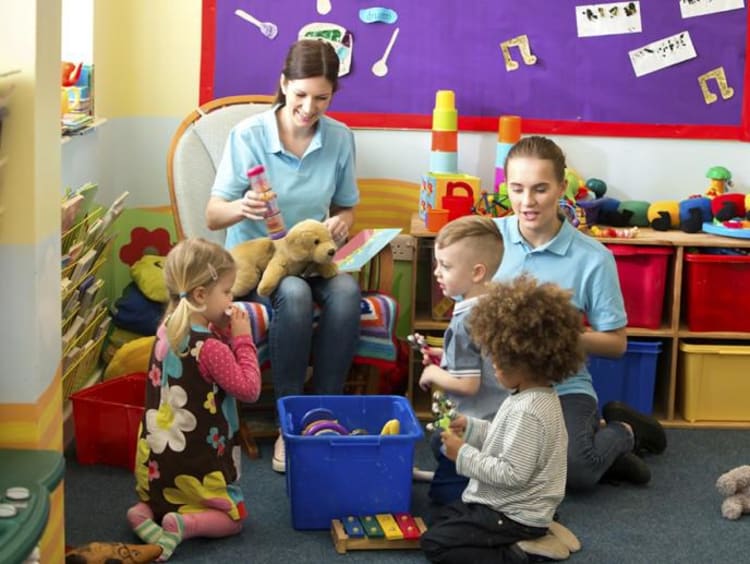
[65,122,749,209]
[355,129,750,202]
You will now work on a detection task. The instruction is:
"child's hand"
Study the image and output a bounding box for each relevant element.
[422,346,442,366]
[419,365,439,391]
[228,305,252,338]
[448,414,467,436]
[441,430,464,461]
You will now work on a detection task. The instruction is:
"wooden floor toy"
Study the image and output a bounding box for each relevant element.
[331,513,427,554]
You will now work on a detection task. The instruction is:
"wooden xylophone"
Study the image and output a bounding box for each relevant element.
[331,513,427,554]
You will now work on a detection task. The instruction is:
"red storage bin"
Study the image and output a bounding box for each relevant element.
[71,372,145,470]
[684,252,750,332]
[607,245,673,329]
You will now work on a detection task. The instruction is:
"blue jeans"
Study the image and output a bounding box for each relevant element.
[561,393,634,491]
[249,273,361,400]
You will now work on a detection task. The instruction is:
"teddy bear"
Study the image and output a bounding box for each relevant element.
[230,219,338,298]
[716,465,750,519]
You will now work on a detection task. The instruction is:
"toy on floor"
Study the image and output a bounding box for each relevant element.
[426,390,456,432]
[331,513,427,554]
[64,542,161,564]
[716,465,750,520]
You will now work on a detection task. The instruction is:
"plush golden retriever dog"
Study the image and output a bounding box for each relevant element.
[230,219,338,297]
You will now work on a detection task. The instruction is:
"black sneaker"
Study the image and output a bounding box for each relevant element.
[602,401,667,454]
[601,452,651,485]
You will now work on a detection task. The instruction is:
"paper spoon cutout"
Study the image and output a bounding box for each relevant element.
[234,8,278,40]
[371,27,400,77]
[317,0,332,15]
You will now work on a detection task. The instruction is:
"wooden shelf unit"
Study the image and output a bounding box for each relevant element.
[407,214,750,428]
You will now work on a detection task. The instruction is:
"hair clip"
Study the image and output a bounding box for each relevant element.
[208,263,218,280]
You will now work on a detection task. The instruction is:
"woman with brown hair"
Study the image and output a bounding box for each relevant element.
[206,39,361,473]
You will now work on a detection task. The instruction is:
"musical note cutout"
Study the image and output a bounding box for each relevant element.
[499,35,538,72]
[698,67,734,105]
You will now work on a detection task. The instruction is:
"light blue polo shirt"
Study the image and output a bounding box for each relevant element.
[493,216,627,399]
[211,107,359,249]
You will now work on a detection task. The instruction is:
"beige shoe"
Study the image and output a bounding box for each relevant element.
[548,521,582,553]
[272,433,285,473]
[517,533,570,561]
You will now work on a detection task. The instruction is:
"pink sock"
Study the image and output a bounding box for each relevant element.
[163,510,242,540]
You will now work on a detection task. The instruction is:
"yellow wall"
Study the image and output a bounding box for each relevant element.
[0,2,66,561]
[94,0,202,118]
[0,0,62,245]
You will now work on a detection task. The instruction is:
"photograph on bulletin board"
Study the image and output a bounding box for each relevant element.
[201,1,750,140]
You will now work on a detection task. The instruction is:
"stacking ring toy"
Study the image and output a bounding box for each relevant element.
[300,407,335,430]
[304,420,349,436]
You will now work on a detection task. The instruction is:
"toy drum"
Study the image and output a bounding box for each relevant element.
[441,182,474,220]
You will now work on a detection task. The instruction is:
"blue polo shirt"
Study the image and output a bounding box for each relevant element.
[493,216,627,398]
[442,296,509,420]
[211,107,359,249]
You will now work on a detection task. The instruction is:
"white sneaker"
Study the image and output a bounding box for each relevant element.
[272,433,285,473]
[412,466,435,482]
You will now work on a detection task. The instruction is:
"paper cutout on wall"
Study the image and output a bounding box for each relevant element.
[316,0,332,16]
[359,7,398,24]
[680,0,744,19]
[698,67,735,104]
[628,31,697,77]
[371,27,400,78]
[234,8,278,40]
[298,22,353,76]
[499,34,538,71]
[576,2,642,38]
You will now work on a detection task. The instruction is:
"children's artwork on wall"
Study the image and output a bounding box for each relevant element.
[201,0,750,140]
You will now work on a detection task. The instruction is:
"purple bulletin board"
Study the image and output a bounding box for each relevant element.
[201,1,750,140]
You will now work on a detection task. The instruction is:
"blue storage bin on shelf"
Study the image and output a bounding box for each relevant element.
[278,395,423,530]
[588,340,661,414]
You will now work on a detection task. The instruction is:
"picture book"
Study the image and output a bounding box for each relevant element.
[334,228,402,272]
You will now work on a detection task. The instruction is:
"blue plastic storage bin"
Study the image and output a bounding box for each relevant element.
[278,395,424,530]
[588,340,661,414]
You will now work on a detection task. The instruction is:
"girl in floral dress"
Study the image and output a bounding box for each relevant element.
[126,238,261,561]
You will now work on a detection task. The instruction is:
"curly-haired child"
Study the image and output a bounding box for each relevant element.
[421,275,585,563]
[415,214,508,503]
[126,238,262,561]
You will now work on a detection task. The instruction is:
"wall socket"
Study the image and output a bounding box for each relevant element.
[391,234,415,261]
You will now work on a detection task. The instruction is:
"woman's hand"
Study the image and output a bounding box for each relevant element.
[239,190,270,222]
[324,215,349,244]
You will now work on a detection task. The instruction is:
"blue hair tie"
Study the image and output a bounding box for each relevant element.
[179,291,187,299]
